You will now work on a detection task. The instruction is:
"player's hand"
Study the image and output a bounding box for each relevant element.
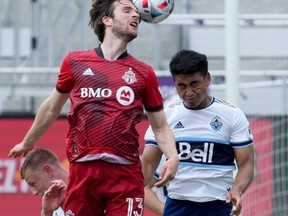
[154,156,178,187]
[8,142,34,158]
[41,180,66,216]
[226,187,242,216]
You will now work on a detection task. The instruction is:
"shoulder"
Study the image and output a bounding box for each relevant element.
[126,55,153,71]
[164,101,183,115]
[66,49,96,60]
[212,97,243,113]
[213,97,238,108]
[211,97,249,124]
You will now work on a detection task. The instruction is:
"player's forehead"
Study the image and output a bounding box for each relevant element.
[174,73,203,82]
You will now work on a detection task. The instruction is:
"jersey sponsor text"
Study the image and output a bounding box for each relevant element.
[80,87,112,98]
[178,142,214,163]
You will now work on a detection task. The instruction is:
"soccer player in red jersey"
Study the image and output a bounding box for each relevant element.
[8,0,178,215]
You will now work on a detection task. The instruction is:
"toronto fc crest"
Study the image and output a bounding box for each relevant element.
[122,67,137,84]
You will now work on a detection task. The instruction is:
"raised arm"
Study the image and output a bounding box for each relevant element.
[8,88,69,158]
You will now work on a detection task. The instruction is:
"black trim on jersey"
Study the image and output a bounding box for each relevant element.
[95,46,128,60]
[145,104,164,112]
[231,140,253,147]
[56,85,70,93]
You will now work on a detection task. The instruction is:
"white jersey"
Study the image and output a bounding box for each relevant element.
[53,207,64,216]
[145,97,253,202]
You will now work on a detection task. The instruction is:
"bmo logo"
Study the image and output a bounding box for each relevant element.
[178,142,214,163]
[116,86,135,106]
[80,86,135,106]
[81,87,112,98]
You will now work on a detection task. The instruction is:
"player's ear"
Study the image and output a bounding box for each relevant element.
[102,15,112,26]
[43,165,54,178]
[206,72,211,86]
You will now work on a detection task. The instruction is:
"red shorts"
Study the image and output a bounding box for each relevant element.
[64,160,144,216]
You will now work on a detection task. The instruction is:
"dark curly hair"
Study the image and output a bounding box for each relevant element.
[89,0,134,43]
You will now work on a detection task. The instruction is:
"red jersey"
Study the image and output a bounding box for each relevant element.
[56,47,163,163]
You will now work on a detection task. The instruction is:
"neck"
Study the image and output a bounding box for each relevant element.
[55,167,69,185]
[100,39,128,61]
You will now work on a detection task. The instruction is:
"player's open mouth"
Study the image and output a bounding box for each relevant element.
[130,21,138,27]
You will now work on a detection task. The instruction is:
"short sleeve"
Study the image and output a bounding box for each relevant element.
[142,67,163,112]
[230,108,253,148]
[56,53,73,93]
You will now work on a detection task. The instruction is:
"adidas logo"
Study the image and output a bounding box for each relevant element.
[82,68,94,75]
[174,121,184,129]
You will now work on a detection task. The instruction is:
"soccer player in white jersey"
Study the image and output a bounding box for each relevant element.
[143,49,254,216]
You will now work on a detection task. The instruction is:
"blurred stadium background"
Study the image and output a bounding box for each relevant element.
[0,0,287,215]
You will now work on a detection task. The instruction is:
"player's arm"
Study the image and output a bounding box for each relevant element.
[145,110,178,187]
[8,88,69,158]
[142,145,162,186]
[226,145,254,216]
[144,178,164,216]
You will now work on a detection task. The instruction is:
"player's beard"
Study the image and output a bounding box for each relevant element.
[111,19,138,43]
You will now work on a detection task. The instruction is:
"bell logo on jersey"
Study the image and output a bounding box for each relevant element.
[116,86,135,106]
[178,142,214,163]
